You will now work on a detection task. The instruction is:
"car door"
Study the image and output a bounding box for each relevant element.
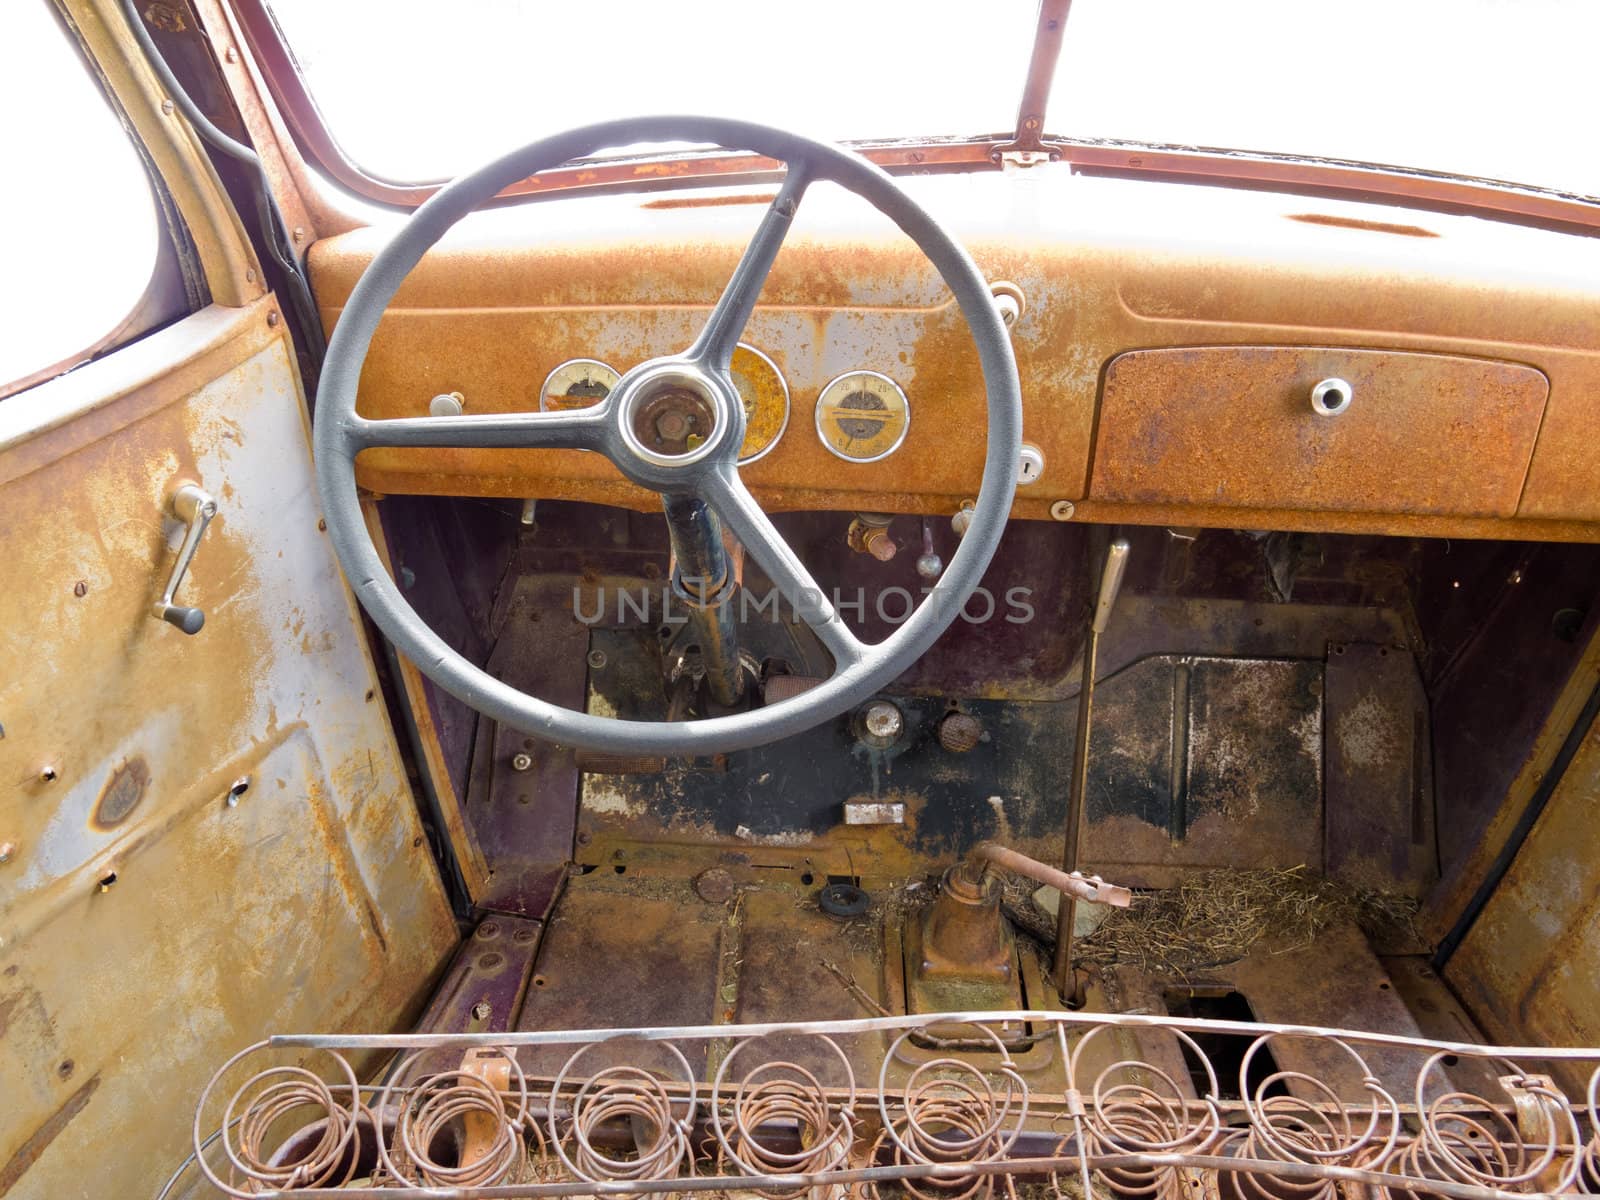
[0,3,456,1195]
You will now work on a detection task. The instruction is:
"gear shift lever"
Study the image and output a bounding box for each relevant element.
[1053,536,1130,999]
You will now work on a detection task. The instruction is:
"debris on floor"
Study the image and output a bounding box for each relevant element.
[1004,865,1420,976]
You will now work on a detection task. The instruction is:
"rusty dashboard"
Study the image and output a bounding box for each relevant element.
[312,169,1600,543]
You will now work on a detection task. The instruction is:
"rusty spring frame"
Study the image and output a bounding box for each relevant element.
[172,1011,1600,1200]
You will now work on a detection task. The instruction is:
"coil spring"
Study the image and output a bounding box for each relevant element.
[1067,1026,1225,1200]
[217,1057,364,1192]
[871,1037,1028,1200]
[713,1056,856,1195]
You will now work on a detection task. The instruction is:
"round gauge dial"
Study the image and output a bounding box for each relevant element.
[540,358,619,412]
[730,343,790,464]
[814,370,910,463]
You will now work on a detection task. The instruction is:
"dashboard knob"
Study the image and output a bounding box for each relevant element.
[1310,377,1353,416]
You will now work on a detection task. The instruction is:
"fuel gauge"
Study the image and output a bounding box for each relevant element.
[540,359,619,412]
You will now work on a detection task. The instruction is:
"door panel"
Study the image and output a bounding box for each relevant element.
[0,299,456,1197]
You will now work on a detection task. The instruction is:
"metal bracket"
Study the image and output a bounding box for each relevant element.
[996,148,1054,170]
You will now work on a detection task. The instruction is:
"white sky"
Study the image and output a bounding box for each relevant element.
[0,1,159,392]
[268,0,1599,199]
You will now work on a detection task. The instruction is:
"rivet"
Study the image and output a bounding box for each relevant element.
[292,226,305,242]
[0,842,15,864]
[73,580,88,597]
[224,46,238,63]
[39,765,57,783]
[266,311,280,327]
[245,268,256,283]
[1050,499,1076,521]
[160,98,175,115]
[225,776,251,807]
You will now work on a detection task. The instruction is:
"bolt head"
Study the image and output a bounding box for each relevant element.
[510,752,533,772]
[861,701,904,743]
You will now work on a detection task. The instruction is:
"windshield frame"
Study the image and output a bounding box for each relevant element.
[230,0,1600,232]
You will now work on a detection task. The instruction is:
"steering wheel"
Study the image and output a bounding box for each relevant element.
[314,117,1021,755]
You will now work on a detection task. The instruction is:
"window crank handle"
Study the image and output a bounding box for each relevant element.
[152,482,217,635]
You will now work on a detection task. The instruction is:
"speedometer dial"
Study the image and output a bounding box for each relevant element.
[540,359,619,412]
[731,343,790,464]
[814,370,910,463]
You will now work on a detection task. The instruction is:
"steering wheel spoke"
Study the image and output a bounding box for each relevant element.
[349,404,612,453]
[688,160,812,372]
[702,464,866,671]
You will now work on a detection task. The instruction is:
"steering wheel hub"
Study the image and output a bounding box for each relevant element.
[616,361,736,471]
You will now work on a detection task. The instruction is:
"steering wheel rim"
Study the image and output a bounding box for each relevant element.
[314,116,1022,755]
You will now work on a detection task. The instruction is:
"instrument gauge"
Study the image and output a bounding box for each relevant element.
[540,358,619,412]
[814,370,910,463]
[731,343,790,464]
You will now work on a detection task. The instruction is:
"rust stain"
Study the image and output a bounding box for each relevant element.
[1287,213,1439,238]
[91,757,151,828]
[1092,347,1549,519]
[642,192,778,210]
[0,1074,100,1196]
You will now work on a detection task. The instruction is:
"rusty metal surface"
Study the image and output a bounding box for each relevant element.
[512,878,727,1078]
[1448,697,1600,1095]
[1420,543,1600,920]
[177,1009,1600,1199]
[407,917,543,1077]
[1325,642,1437,896]
[0,301,456,1198]
[1094,347,1549,517]
[300,166,1600,534]
[465,579,589,918]
[573,650,1329,889]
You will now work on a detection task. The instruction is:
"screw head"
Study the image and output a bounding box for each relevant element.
[510,752,533,772]
[0,842,15,864]
[470,1001,491,1021]
[586,649,607,669]
[1050,499,1076,521]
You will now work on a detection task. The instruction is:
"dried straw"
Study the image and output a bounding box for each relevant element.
[1003,866,1419,977]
